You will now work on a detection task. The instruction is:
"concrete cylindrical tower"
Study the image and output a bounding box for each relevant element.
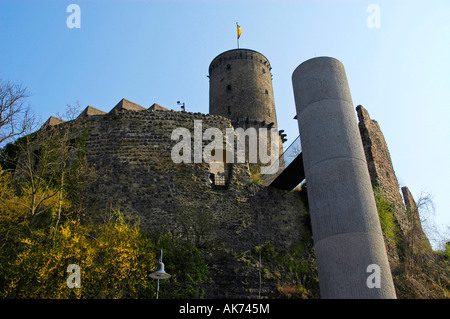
[292,57,396,299]
[209,49,278,128]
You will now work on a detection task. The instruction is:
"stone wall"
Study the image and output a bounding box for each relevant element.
[78,108,307,254]
[71,106,310,298]
[356,105,433,261]
[357,106,409,230]
[401,186,433,252]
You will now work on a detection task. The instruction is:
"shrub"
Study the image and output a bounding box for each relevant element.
[373,186,400,245]
[0,219,157,298]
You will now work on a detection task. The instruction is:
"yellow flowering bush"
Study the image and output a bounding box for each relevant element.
[0,218,157,298]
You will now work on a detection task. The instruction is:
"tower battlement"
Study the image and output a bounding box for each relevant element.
[208,48,272,74]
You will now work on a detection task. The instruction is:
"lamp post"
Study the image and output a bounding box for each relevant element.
[150,250,171,299]
[177,101,185,112]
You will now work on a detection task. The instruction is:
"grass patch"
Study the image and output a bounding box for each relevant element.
[249,164,262,185]
[373,186,401,245]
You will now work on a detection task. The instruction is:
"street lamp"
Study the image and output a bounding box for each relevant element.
[150,249,171,299]
[177,101,185,112]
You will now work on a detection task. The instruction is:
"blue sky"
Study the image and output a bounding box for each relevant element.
[1,0,449,248]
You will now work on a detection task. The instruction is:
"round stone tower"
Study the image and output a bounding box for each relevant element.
[208,49,278,128]
[208,49,282,174]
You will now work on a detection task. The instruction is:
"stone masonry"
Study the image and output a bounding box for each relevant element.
[356,105,433,259]
[27,99,439,298]
[69,103,309,256]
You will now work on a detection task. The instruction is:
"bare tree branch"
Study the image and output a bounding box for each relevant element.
[0,79,35,146]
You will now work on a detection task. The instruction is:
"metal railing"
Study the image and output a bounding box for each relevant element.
[261,135,302,186]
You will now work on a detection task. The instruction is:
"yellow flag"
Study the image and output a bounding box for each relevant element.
[237,24,242,39]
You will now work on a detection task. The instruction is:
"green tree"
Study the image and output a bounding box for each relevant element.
[1,109,94,234]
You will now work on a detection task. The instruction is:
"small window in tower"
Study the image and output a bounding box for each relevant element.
[227,64,231,70]
[265,89,269,95]
[227,106,231,114]
[227,84,232,92]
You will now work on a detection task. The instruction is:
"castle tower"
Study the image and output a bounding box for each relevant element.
[208,49,282,173]
[208,49,278,129]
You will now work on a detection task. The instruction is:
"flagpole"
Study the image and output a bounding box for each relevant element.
[236,22,239,49]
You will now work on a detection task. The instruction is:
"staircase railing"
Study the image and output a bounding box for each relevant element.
[261,135,301,186]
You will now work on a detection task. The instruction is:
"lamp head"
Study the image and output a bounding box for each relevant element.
[150,261,171,280]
